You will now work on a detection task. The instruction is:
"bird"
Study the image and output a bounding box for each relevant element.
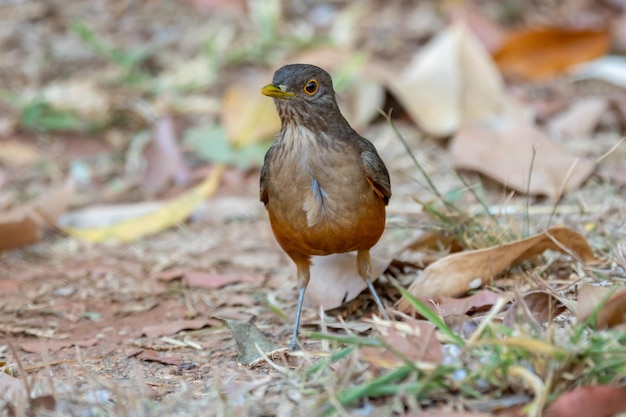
[260,63,391,350]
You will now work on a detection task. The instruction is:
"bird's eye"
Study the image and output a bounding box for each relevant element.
[304,79,318,95]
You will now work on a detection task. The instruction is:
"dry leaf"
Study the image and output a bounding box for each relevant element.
[0,181,74,252]
[305,253,380,310]
[449,119,596,199]
[547,97,608,139]
[142,116,191,193]
[133,349,182,366]
[219,318,280,365]
[19,337,99,353]
[545,385,626,417]
[503,291,567,328]
[577,285,626,328]
[429,290,503,317]
[360,317,443,370]
[494,27,611,81]
[398,227,597,308]
[182,272,260,289]
[142,318,219,338]
[221,77,281,148]
[0,140,40,167]
[63,165,224,242]
[382,22,524,137]
[39,79,110,122]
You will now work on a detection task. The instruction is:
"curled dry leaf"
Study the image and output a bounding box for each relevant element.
[428,290,503,317]
[63,165,224,242]
[381,22,524,137]
[360,316,443,370]
[503,291,567,328]
[545,385,626,417]
[576,285,626,328]
[494,27,611,81]
[133,349,182,366]
[305,253,386,310]
[398,227,597,308]
[572,55,626,88]
[0,180,74,252]
[449,119,596,200]
[142,318,220,339]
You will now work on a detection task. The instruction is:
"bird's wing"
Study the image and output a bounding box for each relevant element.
[359,139,391,205]
[260,144,276,205]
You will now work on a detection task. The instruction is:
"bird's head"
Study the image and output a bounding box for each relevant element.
[261,64,342,128]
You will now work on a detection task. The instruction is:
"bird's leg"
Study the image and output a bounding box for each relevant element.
[290,258,311,350]
[357,250,389,320]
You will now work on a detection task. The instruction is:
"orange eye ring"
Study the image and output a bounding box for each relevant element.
[304,79,318,95]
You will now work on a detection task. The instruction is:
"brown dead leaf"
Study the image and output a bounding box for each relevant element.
[142,116,191,193]
[155,269,185,282]
[398,227,597,308]
[577,285,626,328]
[547,97,608,139]
[19,337,99,353]
[429,290,503,317]
[504,291,567,328]
[133,349,182,366]
[0,180,74,251]
[182,272,260,289]
[449,119,596,199]
[494,27,611,81]
[361,317,443,370]
[142,318,220,338]
[545,385,626,417]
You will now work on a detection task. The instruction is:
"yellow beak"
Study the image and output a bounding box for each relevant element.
[261,84,295,99]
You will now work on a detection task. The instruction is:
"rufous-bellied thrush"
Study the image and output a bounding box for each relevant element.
[260,64,391,350]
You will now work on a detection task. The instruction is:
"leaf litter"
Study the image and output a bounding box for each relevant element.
[1,1,626,416]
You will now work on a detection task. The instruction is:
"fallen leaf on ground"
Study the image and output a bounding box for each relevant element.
[401,412,495,417]
[494,27,610,80]
[503,291,567,328]
[398,227,597,307]
[142,116,191,193]
[0,140,40,167]
[547,97,608,139]
[63,165,224,242]
[155,270,185,282]
[306,252,390,311]
[428,290,503,317]
[132,349,182,366]
[545,385,626,417]
[182,272,260,289]
[221,76,281,148]
[572,55,626,88]
[576,285,626,328]
[361,316,443,370]
[0,181,74,252]
[449,119,596,199]
[142,318,220,338]
[380,22,524,137]
[219,318,280,365]
[19,337,99,353]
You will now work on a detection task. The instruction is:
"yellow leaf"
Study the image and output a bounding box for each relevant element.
[64,165,224,242]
